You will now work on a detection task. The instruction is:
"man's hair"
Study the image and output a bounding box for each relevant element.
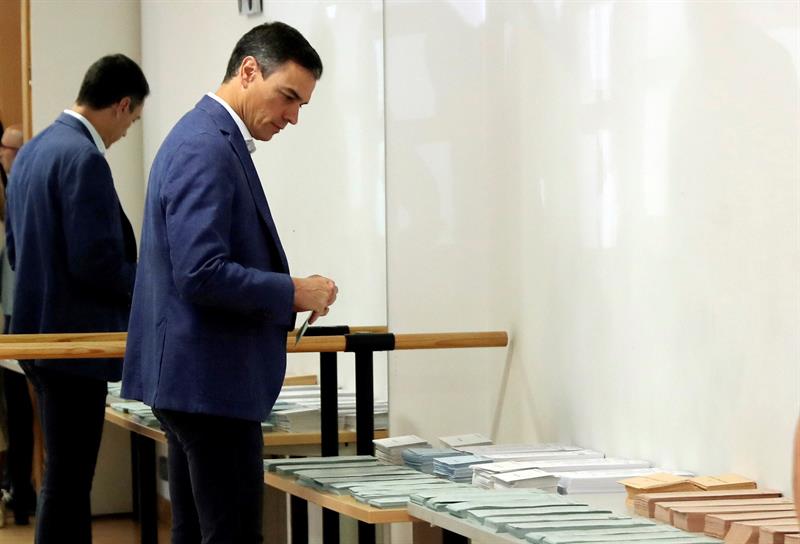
[223,21,323,83]
[76,54,150,111]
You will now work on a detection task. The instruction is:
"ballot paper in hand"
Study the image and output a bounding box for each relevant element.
[295,316,311,346]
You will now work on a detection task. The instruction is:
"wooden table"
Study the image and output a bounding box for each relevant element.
[265,472,413,524]
[104,407,388,449]
[104,406,389,544]
[408,502,522,544]
[265,472,455,544]
[406,492,651,544]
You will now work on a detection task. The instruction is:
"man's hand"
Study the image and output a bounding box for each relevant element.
[292,275,338,324]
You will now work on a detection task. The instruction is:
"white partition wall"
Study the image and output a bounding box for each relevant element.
[386,0,799,495]
[140,1,388,394]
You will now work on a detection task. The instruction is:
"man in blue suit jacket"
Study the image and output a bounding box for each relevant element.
[122,22,337,543]
[6,54,148,543]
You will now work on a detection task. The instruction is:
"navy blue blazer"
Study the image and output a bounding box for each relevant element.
[6,113,136,381]
[122,96,296,422]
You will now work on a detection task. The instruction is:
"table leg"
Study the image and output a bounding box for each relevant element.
[132,433,158,544]
[320,352,340,543]
[264,482,288,543]
[322,508,340,543]
[354,351,374,456]
[358,520,376,544]
[290,495,308,544]
[442,529,469,544]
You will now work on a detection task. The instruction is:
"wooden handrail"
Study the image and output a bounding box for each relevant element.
[0,331,507,360]
[288,331,508,353]
[289,325,389,335]
[0,332,127,343]
[0,340,126,359]
[0,326,388,345]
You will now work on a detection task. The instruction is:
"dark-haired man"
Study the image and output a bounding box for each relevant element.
[123,22,336,543]
[6,53,148,543]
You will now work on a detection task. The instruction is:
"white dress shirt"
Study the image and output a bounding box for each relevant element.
[63,109,106,155]
[206,92,256,154]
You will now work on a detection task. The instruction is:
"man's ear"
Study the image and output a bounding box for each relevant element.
[117,96,132,115]
[240,56,259,88]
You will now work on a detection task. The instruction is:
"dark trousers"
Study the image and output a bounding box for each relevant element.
[2,367,35,506]
[153,408,264,544]
[24,365,107,544]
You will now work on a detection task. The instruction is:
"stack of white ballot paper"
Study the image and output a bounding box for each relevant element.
[271,408,321,433]
[457,443,583,455]
[438,433,493,448]
[268,385,388,432]
[373,435,430,464]
[107,381,124,403]
[343,402,389,431]
[556,468,683,494]
[472,458,653,489]
[491,469,560,492]
[463,446,606,463]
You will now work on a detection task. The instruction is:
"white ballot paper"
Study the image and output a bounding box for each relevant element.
[295,315,311,346]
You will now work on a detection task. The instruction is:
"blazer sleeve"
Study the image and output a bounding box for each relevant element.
[161,135,294,322]
[60,149,135,301]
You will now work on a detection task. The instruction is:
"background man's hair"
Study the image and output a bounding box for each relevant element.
[76,54,150,111]
[223,21,323,83]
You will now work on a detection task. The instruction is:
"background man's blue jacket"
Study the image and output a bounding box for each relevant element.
[6,113,136,381]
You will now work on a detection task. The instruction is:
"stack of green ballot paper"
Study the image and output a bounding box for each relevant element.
[524,524,722,543]
[264,455,376,472]
[294,465,420,490]
[465,505,605,525]
[350,481,467,508]
[408,482,721,543]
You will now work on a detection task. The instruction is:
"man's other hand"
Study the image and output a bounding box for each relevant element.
[292,274,338,324]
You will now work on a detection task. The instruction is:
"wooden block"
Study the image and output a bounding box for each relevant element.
[282,374,318,386]
[705,511,797,539]
[636,489,783,518]
[654,498,793,524]
[783,535,800,544]
[726,519,799,544]
[621,472,695,499]
[672,504,795,533]
[692,474,758,492]
[758,524,799,544]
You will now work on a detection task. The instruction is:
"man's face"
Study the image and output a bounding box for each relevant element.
[241,60,316,141]
[108,101,143,148]
[0,132,21,174]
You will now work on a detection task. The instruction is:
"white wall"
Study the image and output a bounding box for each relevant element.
[30,0,145,238]
[386,0,799,495]
[27,0,800,520]
[140,0,388,396]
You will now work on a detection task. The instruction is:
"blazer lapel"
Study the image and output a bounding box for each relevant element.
[213,114,290,274]
[198,96,290,273]
[56,113,95,145]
